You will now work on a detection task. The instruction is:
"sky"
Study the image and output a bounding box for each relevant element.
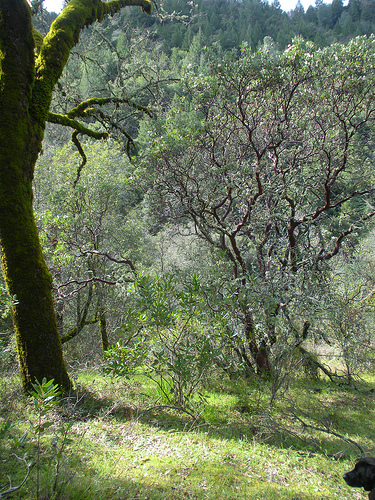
[42,0,328,16]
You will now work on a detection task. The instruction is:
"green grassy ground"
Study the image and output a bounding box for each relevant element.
[0,367,373,499]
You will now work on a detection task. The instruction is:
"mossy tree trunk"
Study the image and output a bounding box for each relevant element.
[0,0,151,391]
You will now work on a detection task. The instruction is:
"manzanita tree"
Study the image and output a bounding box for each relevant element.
[0,0,152,391]
[144,37,375,374]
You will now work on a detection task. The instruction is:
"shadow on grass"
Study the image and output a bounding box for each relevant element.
[286,379,375,455]
[0,371,366,500]
[63,387,254,441]
[60,372,375,460]
[12,443,355,500]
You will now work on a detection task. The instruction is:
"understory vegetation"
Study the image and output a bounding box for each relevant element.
[1,361,374,499]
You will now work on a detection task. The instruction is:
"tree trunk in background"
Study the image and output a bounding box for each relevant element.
[99,309,109,355]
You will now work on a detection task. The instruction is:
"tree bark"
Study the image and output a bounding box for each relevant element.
[0,0,151,391]
[99,308,109,354]
[0,0,71,391]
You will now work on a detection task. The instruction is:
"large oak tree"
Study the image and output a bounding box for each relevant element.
[0,0,152,391]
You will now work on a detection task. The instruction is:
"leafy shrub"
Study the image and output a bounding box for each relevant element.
[105,272,223,410]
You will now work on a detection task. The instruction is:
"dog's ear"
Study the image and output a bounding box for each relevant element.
[362,458,375,467]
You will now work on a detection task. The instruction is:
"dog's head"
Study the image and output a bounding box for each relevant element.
[343,457,375,492]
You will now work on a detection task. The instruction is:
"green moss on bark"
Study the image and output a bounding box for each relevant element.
[31,0,152,127]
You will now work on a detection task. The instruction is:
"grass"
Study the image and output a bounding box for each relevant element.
[0,364,374,499]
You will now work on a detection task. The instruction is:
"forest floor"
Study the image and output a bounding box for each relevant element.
[0,363,374,499]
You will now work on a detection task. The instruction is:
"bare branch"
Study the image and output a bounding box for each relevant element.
[318,209,375,262]
[71,131,87,188]
[74,250,137,274]
[55,277,117,298]
[288,401,365,455]
[0,454,30,498]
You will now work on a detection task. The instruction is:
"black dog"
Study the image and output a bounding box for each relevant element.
[343,457,375,498]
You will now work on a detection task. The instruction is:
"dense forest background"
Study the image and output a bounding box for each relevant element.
[135,0,375,52]
[38,0,375,54]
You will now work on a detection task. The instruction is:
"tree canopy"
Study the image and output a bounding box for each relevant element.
[141,36,375,372]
